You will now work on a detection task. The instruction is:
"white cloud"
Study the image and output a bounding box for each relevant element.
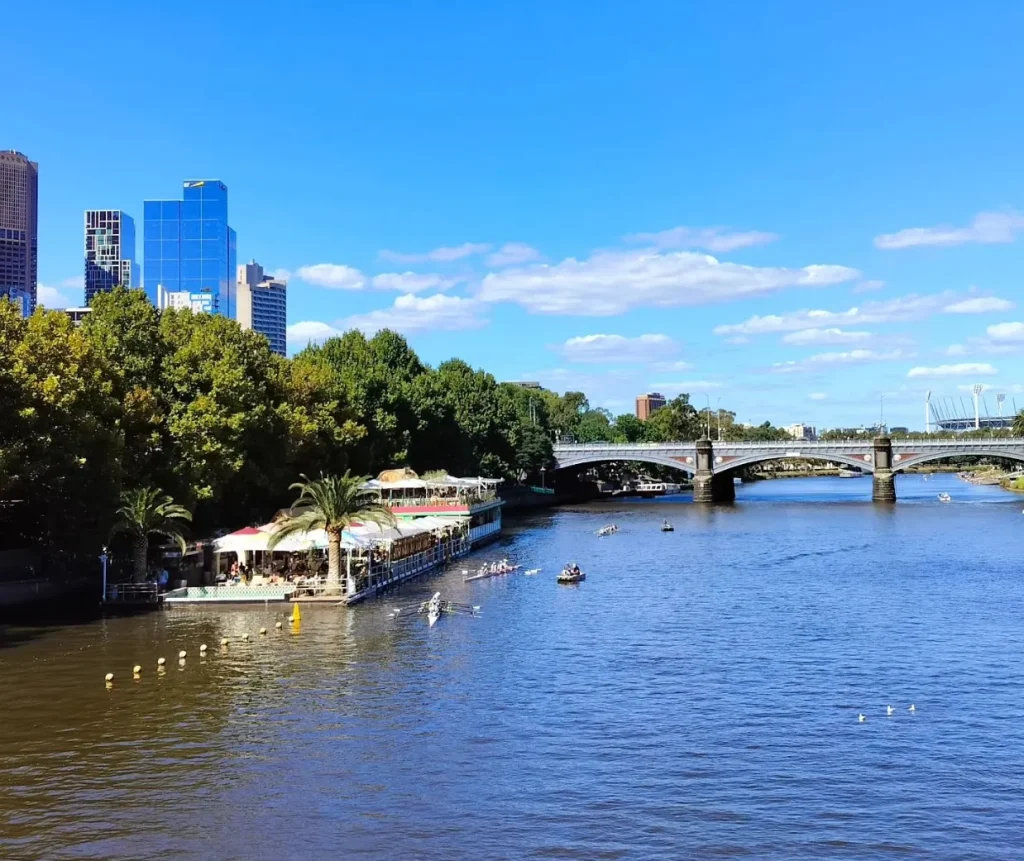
[781,328,873,347]
[559,333,679,364]
[986,322,1024,342]
[371,272,462,293]
[943,296,1014,314]
[651,380,722,392]
[342,293,487,335]
[875,210,1024,250]
[271,268,292,281]
[296,264,366,290]
[286,320,342,345]
[61,275,85,289]
[772,349,910,374]
[624,226,780,253]
[478,249,858,316]
[808,392,828,401]
[37,283,77,308]
[852,279,885,293]
[379,243,491,264]
[944,344,969,356]
[907,363,998,379]
[486,242,541,267]
[714,291,1005,338]
[651,359,696,372]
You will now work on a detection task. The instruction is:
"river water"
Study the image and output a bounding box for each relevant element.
[2,474,1024,860]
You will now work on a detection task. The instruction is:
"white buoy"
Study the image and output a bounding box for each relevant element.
[908,704,916,713]
[199,644,208,653]
[259,627,267,635]
[858,714,866,723]
[104,672,114,682]
[275,621,282,629]
[133,665,142,675]
[178,650,187,659]
[157,657,166,666]
[242,633,250,641]
[886,705,894,716]
[221,638,229,646]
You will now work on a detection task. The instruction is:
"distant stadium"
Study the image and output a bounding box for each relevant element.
[926,388,1019,433]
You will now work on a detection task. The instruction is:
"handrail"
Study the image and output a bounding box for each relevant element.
[554,438,1024,449]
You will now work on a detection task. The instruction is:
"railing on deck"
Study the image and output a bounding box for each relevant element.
[105,583,161,604]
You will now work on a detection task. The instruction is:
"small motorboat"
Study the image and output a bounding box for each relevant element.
[938,492,951,503]
[557,568,586,585]
[596,524,618,537]
[660,520,674,532]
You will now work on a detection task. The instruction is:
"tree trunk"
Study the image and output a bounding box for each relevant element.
[325,530,342,595]
[132,535,148,584]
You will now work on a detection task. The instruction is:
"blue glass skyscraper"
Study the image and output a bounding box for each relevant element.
[143,180,236,317]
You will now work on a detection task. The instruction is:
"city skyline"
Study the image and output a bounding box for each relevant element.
[5,2,1024,430]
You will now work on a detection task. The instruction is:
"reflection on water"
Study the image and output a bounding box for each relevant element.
[2,474,1024,860]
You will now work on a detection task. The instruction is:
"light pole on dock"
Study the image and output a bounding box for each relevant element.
[99,547,109,602]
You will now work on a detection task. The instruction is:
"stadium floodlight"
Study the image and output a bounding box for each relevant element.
[972,384,984,430]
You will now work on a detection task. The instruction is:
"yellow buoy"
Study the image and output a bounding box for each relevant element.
[275,621,283,629]
[221,638,229,646]
[259,627,267,635]
[178,650,187,659]
[157,657,166,666]
[104,672,114,682]
[133,665,142,675]
[291,603,301,622]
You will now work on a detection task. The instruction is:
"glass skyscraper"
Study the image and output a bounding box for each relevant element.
[143,180,236,317]
[84,210,138,303]
[0,150,39,315]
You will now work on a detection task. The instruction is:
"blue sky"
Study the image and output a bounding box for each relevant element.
[6,1,1024,429]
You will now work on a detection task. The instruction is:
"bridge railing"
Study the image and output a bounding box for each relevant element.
[554,438,1024,451]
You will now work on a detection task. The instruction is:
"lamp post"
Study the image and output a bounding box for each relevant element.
[705,394,712,438]
[540,467,547,489]
[716,397,722,441]
[99,546,109,602]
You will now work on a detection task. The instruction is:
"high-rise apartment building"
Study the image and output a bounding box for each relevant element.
[143,180,236,317]
[236,260,287,356]
[84,210,138,302]
[635,392,666,421]
[0,150,39,315]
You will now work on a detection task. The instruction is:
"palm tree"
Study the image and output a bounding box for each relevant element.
[112,487,192,583]
[268,472,396,596]
[1014,409,1024,437]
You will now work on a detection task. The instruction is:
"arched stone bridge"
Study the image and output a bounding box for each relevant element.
[552,437,1024,503]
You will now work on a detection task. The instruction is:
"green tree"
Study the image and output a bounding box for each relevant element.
[576,408,614,442]
[543,390,589,440]
[268,472,396,595]
[644,395,702,441]
[1014,410,1024,436]
[611,413,646,442]
[111,487,192,582]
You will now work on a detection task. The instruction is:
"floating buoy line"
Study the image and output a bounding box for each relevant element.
[103,611,301,686]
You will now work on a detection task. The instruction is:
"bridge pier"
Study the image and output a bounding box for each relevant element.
[871,436,897,503]
[693,438,736,504]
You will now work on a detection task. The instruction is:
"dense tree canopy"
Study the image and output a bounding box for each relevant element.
[0,288,799,557]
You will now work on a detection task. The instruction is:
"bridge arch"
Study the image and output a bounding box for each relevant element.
[553,453,696,476]
[894,448,1024,472]
[714,451,876,475]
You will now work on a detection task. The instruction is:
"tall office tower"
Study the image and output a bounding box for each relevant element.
[0,150,39,315]
[84,210,138,302]
[635,392,666,421]
[236,260,287,356]
[143,180,236,316]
